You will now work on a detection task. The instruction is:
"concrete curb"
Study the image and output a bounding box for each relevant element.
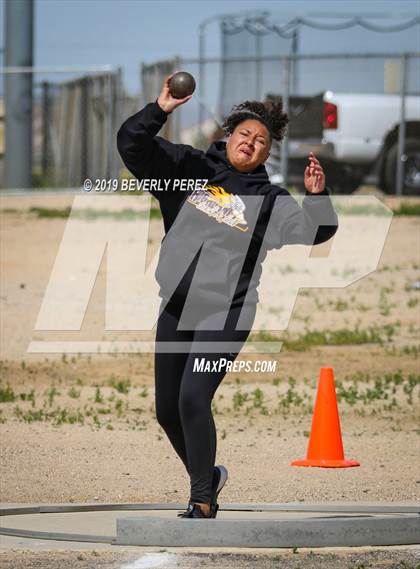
[116,514,420,548]
[1,502,419,515]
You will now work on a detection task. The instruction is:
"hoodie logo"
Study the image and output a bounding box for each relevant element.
[187,185,248,232]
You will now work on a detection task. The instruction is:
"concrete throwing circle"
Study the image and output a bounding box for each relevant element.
[1,503,419,548]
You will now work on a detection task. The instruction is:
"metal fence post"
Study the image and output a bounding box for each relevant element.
[291,29,299,94]
[106,70,119,180]
[114,66,123,179]
[280,56,290,188]
[4,0,33,189]
[174,56,181,143]
[396,53,408,197]
[80,77,89,183]
[198,22,205,147]
[255,32,261,100]
[41,80,51,182]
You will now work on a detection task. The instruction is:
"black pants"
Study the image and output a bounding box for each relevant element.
[154,297,256,504]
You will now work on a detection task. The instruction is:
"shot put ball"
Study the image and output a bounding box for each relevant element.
[168,71,196,99]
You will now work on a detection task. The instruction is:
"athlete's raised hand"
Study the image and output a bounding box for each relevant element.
[157,72,193,114]
[304,152,326,194]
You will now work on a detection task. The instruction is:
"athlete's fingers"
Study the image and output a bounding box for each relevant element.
[305,167,313,179]
[166,71,179,82]
[177,94,193,104]
[163,72,179,91]
[163,74,173,88]
[311,164,323,173]
[309,155,321,167]
[307,159,325,179]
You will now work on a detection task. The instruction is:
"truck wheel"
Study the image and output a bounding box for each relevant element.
[384,138,420,195]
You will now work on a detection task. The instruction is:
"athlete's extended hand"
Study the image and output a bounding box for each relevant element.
[304,152,326,194]
[157,72,193,114]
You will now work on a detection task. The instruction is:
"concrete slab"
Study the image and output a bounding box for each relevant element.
[1,503,419,549]
[116,514,420,548]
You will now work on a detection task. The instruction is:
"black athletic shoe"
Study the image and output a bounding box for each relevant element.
[177,502,217,518]
[177,465,227,519]
[210,465,228,511]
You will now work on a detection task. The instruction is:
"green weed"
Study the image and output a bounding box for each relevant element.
[282,323,397,351]
[139,387,148,398]
[0,208,19,214]
[233,389,249,410]
[30,206,71,218]
[68,387,81,399]
[278,380,305,411]
[329,299,349,311]
[28,206,160,221]
[385,344,420,356]
[251,388,268,415]
[45,386,59,406]
[14,406,44,423]
[379,288,395,316]
[0,384,16,403]
[19,388,35,406]
[392,202,420,216]
[94,387,104,404]
[335,371,419,407]
[114,398,124,417]
[108,375,131,394]
[53,407,84,425]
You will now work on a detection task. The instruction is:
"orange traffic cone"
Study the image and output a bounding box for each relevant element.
[291,367,360,468]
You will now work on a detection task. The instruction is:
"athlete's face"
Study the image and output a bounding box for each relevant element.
[226,119,271,173]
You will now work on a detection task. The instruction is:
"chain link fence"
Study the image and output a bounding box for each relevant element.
[1,54,419,195]
[1,66,140,189]
[141,52,420,195]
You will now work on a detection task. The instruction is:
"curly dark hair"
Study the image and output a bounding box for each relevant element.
[221,99,289,143]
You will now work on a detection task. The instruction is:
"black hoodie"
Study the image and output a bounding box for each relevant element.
[117,101,338,314]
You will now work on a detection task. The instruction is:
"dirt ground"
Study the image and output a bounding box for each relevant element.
[0,192,419,567]
[0,547,420,569]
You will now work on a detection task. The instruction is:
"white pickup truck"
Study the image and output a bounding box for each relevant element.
[266,91,420,195]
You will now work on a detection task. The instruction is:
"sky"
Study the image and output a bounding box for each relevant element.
[1,0,419,96]
[0,0,419,133]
